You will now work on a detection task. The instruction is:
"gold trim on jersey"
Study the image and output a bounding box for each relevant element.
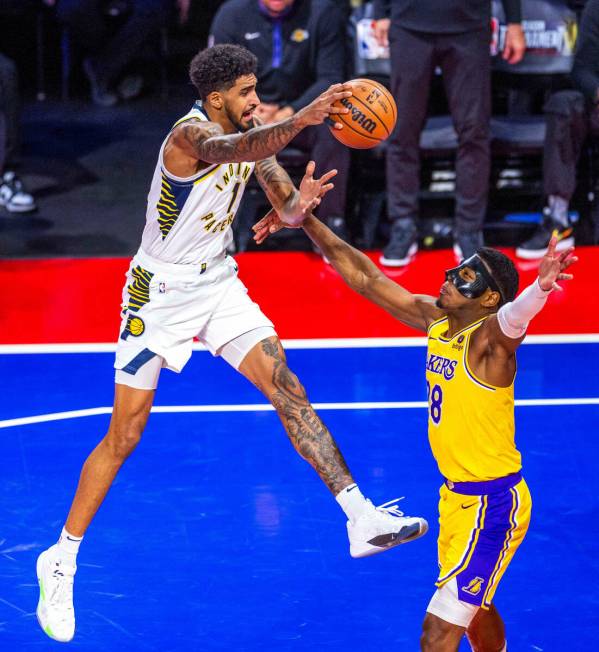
[172,114,203,129]
[193,165,221,185]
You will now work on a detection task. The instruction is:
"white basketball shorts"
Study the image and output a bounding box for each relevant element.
[114,248,274,389]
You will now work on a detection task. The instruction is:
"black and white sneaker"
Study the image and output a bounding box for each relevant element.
[347,498,428,558]
[0,171,36,213]
[516,216,574,260]
[379,222,418,267]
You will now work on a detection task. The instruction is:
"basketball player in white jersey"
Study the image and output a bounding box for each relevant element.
[36,45,428,642]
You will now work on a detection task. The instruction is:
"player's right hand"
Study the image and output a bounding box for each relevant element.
[295,83,352,130]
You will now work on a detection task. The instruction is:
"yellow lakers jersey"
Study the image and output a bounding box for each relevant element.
[426,316,522,483]
[141,101,255,264]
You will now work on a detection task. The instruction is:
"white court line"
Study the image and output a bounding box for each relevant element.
[1,397,598,430]
[1,334,599,354]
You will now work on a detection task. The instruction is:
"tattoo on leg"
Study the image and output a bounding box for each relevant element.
[260,337,353,494]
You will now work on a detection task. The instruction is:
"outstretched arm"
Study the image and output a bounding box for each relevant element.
[479,236,578,357]
[172,118,304,164]
[300,215,442,332]
[255,159,337,226]
[170,83,352,165]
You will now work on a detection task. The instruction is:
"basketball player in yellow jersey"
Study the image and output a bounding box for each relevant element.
[35,45,428,643]
[254,211,577,651]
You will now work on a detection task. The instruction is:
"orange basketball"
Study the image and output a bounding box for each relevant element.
[329,78,397,149]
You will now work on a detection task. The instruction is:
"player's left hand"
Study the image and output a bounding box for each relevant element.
[538,235,578,291]
[252,161,336,243]
[298,161,337,220]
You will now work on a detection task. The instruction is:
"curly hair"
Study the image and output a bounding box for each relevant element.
[189,45,258,101]
[477,247,520,305]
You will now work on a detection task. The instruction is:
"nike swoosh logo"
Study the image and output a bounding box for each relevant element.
[461,502,478,510]
[66,536,82,541]
[245,32,260,40]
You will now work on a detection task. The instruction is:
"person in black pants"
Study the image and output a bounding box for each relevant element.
[46,0,174,106]
[373,0,525,267]
[0,53,36,214]
[209,0,350,251]
[516,0,599,259]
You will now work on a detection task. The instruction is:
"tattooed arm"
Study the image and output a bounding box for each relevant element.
[171,117,303,165]
[255,158,337,226]
[169,83,352,165]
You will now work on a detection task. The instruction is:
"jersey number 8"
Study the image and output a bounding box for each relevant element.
[426,381,443,425]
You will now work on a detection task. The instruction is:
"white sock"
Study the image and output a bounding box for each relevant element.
[335,484,371,524]
[56,527,83,566]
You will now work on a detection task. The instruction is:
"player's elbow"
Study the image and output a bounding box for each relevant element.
[351,270,377,297]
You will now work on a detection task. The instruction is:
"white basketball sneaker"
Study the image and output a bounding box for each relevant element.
[347,498,428,558]
[36,544,76,642]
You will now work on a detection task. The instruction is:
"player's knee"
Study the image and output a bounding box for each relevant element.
[106,421,144,460]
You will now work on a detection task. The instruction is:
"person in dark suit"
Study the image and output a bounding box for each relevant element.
[209,0,351,248]
[373,0,525,267]
[516,0,599,258]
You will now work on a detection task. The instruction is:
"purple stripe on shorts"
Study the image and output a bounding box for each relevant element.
[455,486,519,606]
[445,471,522,496]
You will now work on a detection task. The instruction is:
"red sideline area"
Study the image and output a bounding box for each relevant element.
[1,248,596,344]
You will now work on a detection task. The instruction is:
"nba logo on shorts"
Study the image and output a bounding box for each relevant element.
[159,282,166,294]
[463,576,485,596]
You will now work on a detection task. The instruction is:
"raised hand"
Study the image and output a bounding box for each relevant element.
[538,235,578,291]
[298,161,337,220]
[252,162,337,243]
[295,83,352,130]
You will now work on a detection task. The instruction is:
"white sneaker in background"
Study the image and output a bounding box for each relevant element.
[36,544,76,642]
[347,498,428,558]
[0,171,37,213]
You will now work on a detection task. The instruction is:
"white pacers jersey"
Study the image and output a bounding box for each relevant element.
[141,101,255,264]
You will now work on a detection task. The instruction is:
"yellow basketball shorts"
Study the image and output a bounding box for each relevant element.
[435,473,532,609]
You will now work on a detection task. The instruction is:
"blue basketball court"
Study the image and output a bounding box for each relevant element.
[2,339,598,651]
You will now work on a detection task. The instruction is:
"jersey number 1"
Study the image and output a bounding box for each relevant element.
[426,381,443,425]
[226,182,241,214]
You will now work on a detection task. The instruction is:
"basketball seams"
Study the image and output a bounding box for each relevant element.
[331,114,382,148]
[353,78,397,122]
[348,93,391,137]
[329,78,397,149]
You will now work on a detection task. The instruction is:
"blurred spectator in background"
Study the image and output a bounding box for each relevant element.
[209,0,351,244]
[0,53,36,214]
[373,0,525,266]
[516,0,599,259]
[44,0,188,107]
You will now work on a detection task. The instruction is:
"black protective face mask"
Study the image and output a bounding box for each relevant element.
[445,255,504,304]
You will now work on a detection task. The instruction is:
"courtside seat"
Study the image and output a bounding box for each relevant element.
[490,116,546,156]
